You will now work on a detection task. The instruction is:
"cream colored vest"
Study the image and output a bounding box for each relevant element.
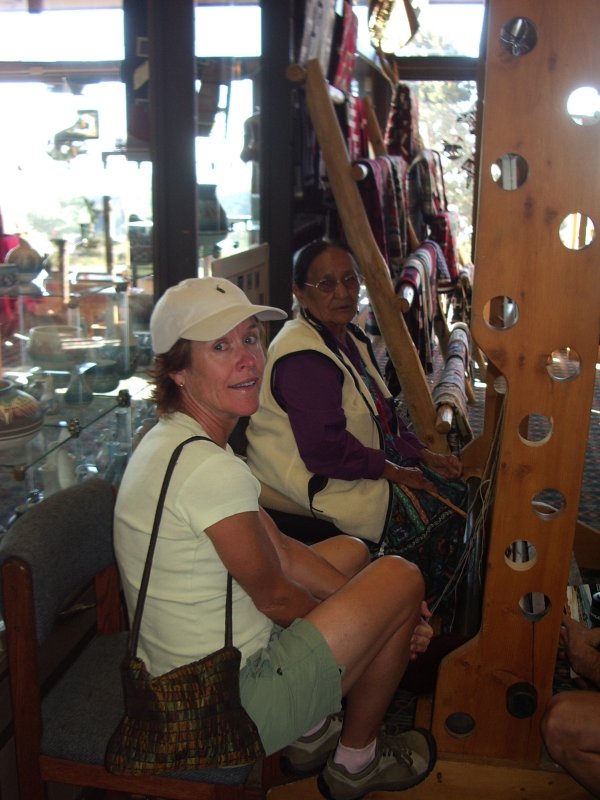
[246,317,392,542]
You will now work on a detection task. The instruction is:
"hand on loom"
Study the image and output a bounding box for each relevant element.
[421,449,463,480]
[383,461,437,493]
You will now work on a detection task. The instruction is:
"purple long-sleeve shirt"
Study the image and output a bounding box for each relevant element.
[271,335,425,481]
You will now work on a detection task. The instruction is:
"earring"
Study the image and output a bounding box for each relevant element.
[179,382,185,388]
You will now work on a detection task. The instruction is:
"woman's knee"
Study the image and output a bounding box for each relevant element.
[372,554,425,598]
[541,694,575,752]
[313,535,370,576]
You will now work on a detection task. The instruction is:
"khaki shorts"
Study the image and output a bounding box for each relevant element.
[240,618,343,755]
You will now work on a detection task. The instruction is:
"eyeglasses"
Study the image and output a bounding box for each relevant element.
[304,274,360,294]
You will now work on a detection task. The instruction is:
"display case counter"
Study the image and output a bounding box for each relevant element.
[0,276,155,530]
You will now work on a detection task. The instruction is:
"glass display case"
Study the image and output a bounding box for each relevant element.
[0,271,155,531]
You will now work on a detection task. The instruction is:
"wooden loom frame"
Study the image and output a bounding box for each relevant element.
[283,0,600,788]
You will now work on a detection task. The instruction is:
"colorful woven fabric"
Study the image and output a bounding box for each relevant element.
[410,149,446,219]
[332,1,358,93]
[428,210,460,284]
[106,647,264,773]
[355,156,408,272]
[385,83,419,164]
[346,96,369,162]
[380,434,468,621]
[431,323,472,442]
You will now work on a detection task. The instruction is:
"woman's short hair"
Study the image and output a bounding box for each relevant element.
[292,239,356,288]
[149,338,192,416]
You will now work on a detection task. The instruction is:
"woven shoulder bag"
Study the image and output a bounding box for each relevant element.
[105,435,265,775]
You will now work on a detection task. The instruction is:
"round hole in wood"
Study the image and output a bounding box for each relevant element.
[532,489,566,519]
[518,413,553,445]
[546,347,581,382]
[506,682,538,718]
[504,540,538,571]
[559,212,595,250]
[519,592,551,622]
[493,374,508,394]
[567,86,600,127]
[445,711,475,738]
[491,152,528,190]
[483,296,519,330]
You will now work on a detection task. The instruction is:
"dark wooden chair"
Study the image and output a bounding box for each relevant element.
[0,477,279,799]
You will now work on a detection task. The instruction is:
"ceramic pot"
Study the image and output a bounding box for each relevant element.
[5,238,43,292]
[28,325,79,369]
[85,359,119,393]
[0,379,44,452]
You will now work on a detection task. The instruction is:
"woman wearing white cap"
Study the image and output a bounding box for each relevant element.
[114,276,436,800]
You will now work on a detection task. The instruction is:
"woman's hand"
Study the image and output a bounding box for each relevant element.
[421,449,463,480]
[383,460,437,493]
[561,614,600,686]
[410,601,433,660]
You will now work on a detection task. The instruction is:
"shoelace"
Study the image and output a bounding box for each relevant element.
[380,738,415,771]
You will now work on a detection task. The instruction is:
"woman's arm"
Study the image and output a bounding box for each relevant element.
[273,351,385,480]
[205,508,352,626]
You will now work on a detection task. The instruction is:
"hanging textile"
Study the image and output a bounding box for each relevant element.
[428,211,460,284]
[332,1,359,94]
[354,156,409,275]
[298,0,337,77]
[409,149,446,218]
[394,242,440,373]
[409,149,460,284]
[385,83,420,164]
[344,96,370,163]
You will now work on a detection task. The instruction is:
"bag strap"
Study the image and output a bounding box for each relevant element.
[127,435,234,658]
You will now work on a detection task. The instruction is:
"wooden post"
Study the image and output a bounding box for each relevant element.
[432,0,600,764]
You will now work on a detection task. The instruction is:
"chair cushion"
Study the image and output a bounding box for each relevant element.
[0,478,116,644]
[41,632,252,785]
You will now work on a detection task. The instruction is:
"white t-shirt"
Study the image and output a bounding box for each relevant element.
[114,411,274,677]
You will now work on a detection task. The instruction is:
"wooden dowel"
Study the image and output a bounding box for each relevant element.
[427,489,467,519]
[285,63,306,84]
[363,95,387,157]
[436,403,454,433]
[350,162,369,182]
[407,219,420,252]
[398,283,415,313]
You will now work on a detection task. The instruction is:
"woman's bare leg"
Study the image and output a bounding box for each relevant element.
[542,690,600,797]
[312,535,370,578]
[307,554,424,748]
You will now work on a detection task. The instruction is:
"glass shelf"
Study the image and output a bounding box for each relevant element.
[0,276,154,530]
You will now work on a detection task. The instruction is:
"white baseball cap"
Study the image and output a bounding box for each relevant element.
[150,276,287,354]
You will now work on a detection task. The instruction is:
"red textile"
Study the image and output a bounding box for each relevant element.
[333,1,358,94]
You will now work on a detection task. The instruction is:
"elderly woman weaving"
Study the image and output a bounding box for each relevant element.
[114,276,436,800]
[246,239,469,620]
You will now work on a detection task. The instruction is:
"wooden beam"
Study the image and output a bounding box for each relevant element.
[293,59,447,452]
